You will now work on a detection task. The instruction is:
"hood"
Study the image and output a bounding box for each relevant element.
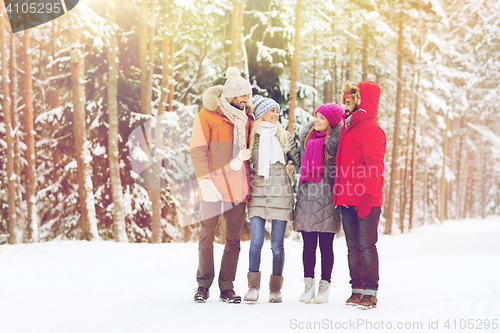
[202,85,254,115]
[356,81,380,120]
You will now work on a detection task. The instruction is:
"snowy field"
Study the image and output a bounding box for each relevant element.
[1,217,499,333]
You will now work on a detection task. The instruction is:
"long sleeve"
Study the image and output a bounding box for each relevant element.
[360,126,386,197]
[190,112,211,181]
[286,131,301,174]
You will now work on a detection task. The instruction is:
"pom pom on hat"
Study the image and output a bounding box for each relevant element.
[315,103,344,128]
[251,95,280,120]
[226,67,241,77]
[223,67,252,99]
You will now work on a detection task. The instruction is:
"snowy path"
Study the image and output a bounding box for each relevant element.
[1,217,499,333]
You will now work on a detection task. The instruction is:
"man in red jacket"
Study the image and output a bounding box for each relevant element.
[334,81,386,309]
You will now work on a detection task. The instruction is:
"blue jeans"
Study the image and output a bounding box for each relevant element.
[341,205,381,295]
[249,216,287,276]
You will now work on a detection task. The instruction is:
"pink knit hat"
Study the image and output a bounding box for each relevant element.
[223,67,252,98]
[315,103,344,127]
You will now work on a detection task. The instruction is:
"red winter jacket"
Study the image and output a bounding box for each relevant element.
[333,81,386,207]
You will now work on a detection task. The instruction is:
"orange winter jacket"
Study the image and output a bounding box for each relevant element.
[190,86,254,203]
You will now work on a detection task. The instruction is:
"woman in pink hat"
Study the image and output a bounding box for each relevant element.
[293,103,344,304]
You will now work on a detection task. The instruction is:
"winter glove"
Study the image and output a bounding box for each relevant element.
[355,193,374,218]
[285,160,294,177]
[230,148,251,171]
[199,179,223,202]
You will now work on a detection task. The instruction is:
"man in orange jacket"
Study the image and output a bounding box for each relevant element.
[190,67,254,303]
[334,81,386,309]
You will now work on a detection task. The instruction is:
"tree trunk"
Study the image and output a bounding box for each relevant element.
[455,117,464,219]
[10,28,24,234]
[21,28,39,242]
[467,152,475,218]
[138,0,161,242]
[229,0,239,68]
[408,71,420,230]
[150,0,162,242]
[107,0,128,242]
[481,150,488,218]
[323,57,331,104]
[332,55,336,103]
[166,7,176,112]
[349,22,355,81]
[1,8,18,244]
[422,127,429,225]
[287,0,302,134]
[446,121,453,220]
[71,30,99,240]
[459,153,468,219]
[439,108,450,223]
[399,70,417,233]
[159,2,176,114]
[384,5,404,234]
[240,1,249,80]
[147,0,156,107]
[230,0,246,69]
[340,61,344,85]
[362,25,368,81]
[139,0,150,115]
[50,20,61,168]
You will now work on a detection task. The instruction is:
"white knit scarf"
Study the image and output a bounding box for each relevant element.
[256,121,285,180]
[219,94,248,157]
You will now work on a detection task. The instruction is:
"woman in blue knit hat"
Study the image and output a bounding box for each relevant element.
[243,95,300,303]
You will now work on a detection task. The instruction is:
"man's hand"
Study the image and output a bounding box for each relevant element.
[199,179,223,202]
[355,193,374,218]
[230,149,251,171]
[285,161,294,176]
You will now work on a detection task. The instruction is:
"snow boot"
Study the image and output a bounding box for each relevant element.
[243,271,261,302]
[269,275,283,303]
[346,292,362,306]
[299,278,315,303]
[313,280,330,304]
[358,295,377,310]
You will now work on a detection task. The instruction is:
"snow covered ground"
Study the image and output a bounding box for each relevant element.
[1,217,499,333]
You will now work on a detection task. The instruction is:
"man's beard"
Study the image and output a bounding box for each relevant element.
[230,100,245,110]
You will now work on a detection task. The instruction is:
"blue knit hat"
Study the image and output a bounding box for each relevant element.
[251,95,280,120]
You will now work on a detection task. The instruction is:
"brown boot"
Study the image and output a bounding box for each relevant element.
[243,272,261,302]
[359,295,377,309]
[346,292,362,306]
[269,275,283,303]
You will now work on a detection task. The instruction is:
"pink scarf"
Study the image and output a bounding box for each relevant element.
[300,130,327,185]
